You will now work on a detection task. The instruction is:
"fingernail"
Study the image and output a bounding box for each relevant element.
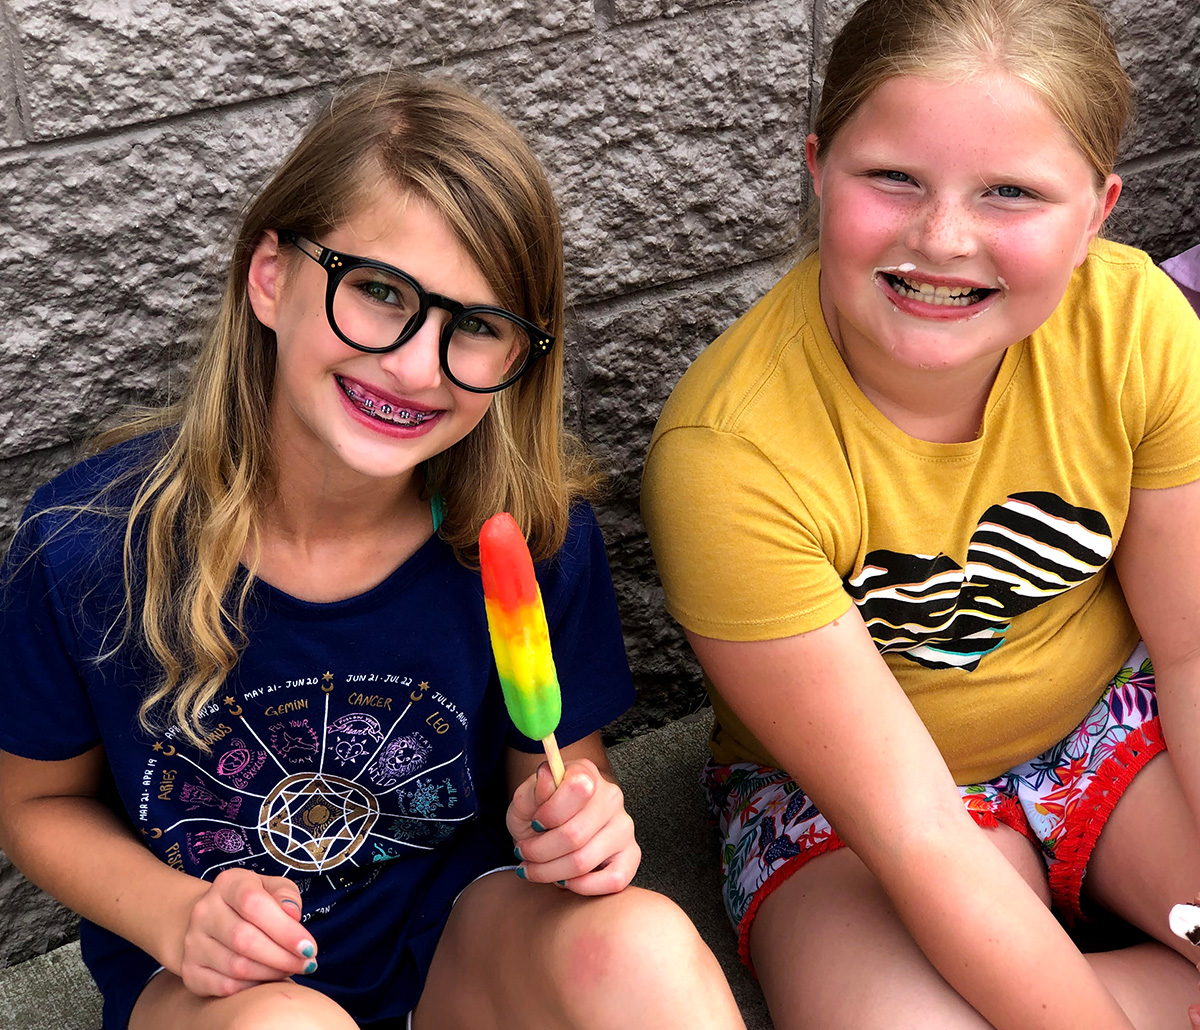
[303,960,318,975]
[531,820,547,833]
[515,866,527,880]
[513,845,523,860]
[280,898,300,912]
[557,879,567,887]
[298,941,315,959]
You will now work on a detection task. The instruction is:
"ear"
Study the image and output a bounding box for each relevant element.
[247,229,286,329]
[805,133,823,198]
[1076,173,1122,267]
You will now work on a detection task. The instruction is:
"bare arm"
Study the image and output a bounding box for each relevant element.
[688,610,1132,1029]
[1115,479,1200,815]
[0,746,315,996]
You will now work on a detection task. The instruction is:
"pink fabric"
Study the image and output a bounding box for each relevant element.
[1163,244,1200,316]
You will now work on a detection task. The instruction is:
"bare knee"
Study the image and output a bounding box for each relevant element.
[133,976,358,1030]
[221,983,359,1030]
[554,887,709,994]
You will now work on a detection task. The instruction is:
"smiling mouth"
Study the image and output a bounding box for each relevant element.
[880,272,997,308]
[337,376,437,427]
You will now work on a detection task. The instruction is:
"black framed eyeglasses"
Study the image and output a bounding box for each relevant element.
[279,230,554,393]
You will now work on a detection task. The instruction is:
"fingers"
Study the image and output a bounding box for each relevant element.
[180,869,317,997]
[509,760,640,894]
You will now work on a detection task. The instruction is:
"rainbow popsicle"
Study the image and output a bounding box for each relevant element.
[479,512,565,785]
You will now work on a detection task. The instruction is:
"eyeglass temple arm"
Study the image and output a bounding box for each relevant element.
[278,230,328,265]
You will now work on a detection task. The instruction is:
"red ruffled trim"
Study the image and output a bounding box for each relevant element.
[733,793,1037,972]
[735,834,845,972]
[965,792,1038,842]
[1048,718,1166,920]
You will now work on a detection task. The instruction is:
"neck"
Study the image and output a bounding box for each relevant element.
[259,427,424,545]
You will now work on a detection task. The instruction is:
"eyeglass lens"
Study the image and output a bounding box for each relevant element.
[333,266,532,390]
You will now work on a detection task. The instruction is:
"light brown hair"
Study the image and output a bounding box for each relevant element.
[812,0,1133,184]
[92,73,597,747]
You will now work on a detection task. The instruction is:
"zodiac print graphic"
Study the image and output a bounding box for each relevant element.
[145,680,476,882]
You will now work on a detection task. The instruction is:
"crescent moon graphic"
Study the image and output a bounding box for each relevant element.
[149,828,162,839]
[162,745,176,756]
[321,683,335,693]
[228,704,243,717]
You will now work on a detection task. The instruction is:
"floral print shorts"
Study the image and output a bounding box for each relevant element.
[701,642,1164,967]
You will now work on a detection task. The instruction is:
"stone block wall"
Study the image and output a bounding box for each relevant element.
[0,0,1196,966]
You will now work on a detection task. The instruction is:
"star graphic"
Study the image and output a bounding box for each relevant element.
[224,696,235,706]
[418,681,429,690]
[152,742,163,752]
[323,671,334,682]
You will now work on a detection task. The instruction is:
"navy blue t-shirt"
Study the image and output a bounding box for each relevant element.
[0,437,635,1027]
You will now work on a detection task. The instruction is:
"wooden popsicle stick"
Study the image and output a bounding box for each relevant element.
[542,731,565,787]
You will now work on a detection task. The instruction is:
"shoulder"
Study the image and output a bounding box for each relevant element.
[652,256,818,442]
[28,432,167,515]
[1060,238,1185,317]
[14,433,167,572]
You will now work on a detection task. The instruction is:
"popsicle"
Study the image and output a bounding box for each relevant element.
[479,512,565,786]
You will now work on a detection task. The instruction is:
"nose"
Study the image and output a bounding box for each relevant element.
[377,311,445,390]
[906,195,977,265]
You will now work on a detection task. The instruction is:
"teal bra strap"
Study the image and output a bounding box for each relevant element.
[430,493,446,533]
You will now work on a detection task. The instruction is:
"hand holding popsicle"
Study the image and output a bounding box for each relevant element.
[480,512,565,785]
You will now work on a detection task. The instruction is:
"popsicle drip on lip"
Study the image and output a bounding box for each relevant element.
[479,512,563,754]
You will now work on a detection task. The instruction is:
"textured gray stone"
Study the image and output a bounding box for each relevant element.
[461,0,812,301]
[1109,0,1200,160]
[608,0,744,26]
[0,855,77,968]
[572,257,790,738]
[0,94,315,459]
[1110,153,1200,263]
[11,0,593,141]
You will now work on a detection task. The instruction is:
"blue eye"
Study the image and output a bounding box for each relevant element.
[881,170,911,183]
[992,184,1026,199]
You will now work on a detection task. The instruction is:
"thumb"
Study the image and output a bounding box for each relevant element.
[267,877,303,921]
[534,761,558,807]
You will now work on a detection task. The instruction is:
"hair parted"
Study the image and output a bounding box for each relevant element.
[90,72,597,748]
[812,0,1133,184]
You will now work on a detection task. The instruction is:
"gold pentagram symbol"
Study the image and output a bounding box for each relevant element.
[258,772,379,872]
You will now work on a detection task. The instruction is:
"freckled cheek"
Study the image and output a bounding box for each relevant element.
[985,225,1076,301]
[821,197,909,268]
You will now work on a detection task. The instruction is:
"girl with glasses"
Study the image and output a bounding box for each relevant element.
[643,0,1200,1025]
[0,74,744,1030]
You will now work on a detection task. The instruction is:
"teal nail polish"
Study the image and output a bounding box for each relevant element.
[299,941,315,959]
[515,865,527,880]
[557,880,567,887]
[303,960,318,975]
[513,845,523,860]
[531,820,547,833]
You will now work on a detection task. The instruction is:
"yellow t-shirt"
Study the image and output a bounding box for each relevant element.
[642,240,1200,784]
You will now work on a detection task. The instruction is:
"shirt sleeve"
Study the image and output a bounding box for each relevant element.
[641,423,851,643]
[0,506,103,760]
[1130,258,1200,488]
[504,503,636,751]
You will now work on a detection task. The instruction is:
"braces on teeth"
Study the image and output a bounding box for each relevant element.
[338,378,433,426]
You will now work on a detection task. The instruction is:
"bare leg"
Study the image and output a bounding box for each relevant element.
[1075,752,1200,1027]
[748,824,1048,1030]
[412,871,745,1030]
[130,973,358,1030]
[1085,753,1200,959]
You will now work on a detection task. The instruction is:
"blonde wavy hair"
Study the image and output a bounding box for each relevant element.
[800,0,1133,248]
[91,73,597,748]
